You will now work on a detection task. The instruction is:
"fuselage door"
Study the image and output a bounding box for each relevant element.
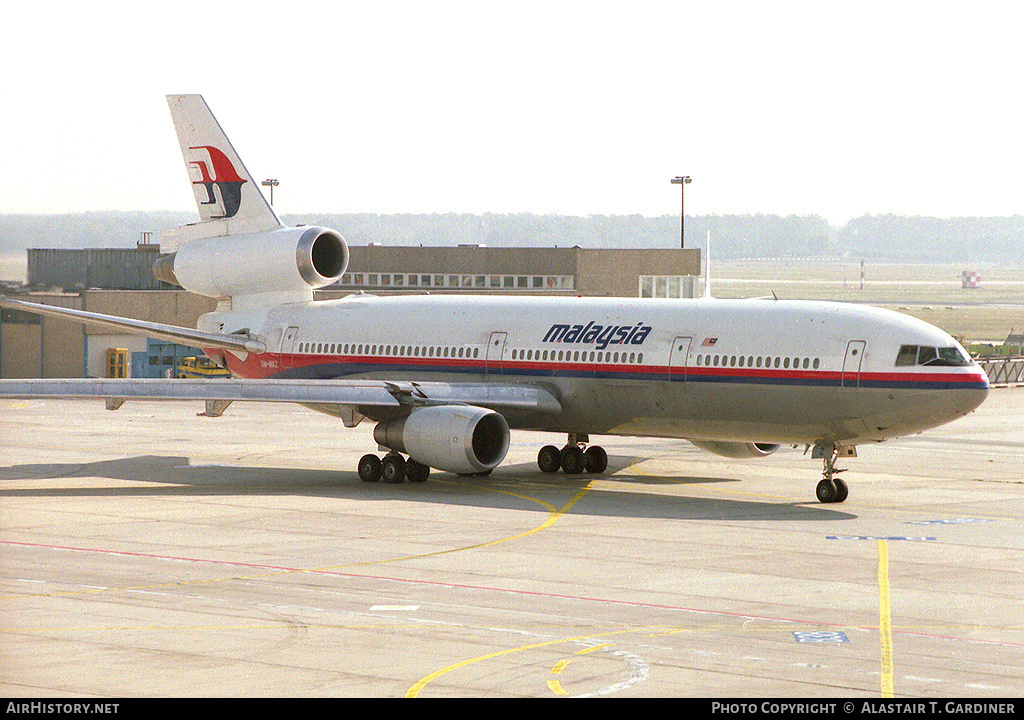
[486,332,507,378]
[669,336,692,382]
[842,340,866,387]
[281,326,299,368]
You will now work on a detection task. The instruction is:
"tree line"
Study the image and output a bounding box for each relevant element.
[2,211,1022,264]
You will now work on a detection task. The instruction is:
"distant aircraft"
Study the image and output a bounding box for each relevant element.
[0,95,990,502]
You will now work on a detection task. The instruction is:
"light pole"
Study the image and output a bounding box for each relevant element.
[670,175,691,248]
[262,178,279,205]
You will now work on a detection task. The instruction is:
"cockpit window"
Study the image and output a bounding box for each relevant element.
[895,345,918,366]
[918,346,938,365]
[931,346,971,366]
[895,344,970,367]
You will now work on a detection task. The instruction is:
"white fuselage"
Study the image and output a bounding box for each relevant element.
[202,293,989,448]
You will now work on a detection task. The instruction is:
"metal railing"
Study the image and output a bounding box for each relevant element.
[977,357,1024,386]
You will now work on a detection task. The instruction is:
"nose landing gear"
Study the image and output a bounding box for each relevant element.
[812,443,854,503]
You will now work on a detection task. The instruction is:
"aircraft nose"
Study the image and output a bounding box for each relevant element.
[942,368,989,423]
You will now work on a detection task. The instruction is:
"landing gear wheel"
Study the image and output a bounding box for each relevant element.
[538,445,561,473]
[381,454,406,484]
[816,478,838,503]
[833,477,849,503]
[406,459,430,483]
[560,445,585,475]
[584,445,608,473]
[358,454,382,483]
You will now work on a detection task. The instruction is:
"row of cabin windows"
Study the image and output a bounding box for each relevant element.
[696,354,821,370]
[511,348,644,364]
[297,342,481,359]
[294,341,644,365]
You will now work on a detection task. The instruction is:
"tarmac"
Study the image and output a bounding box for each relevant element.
[1,388,1021,698]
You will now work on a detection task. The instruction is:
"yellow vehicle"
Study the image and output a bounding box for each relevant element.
[177,356,232,379]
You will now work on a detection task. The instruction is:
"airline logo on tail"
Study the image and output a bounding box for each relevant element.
[187,145,246,219]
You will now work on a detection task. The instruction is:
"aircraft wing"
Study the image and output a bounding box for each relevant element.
[0,295,561,422]
[0,297,265,355]
[0,378,562,423]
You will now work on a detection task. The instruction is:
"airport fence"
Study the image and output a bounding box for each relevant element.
[977,357,1024,387]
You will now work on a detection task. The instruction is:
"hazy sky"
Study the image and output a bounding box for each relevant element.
[2,1,1022,225]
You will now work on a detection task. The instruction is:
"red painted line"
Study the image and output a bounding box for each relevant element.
[4,539,1021,648]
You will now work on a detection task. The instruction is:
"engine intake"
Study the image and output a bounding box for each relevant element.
[373,405,510,475]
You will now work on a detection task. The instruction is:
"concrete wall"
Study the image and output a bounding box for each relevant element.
[342,246,701,297]
[576,248,700,297]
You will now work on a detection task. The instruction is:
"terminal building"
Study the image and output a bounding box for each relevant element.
[1,244,700,379]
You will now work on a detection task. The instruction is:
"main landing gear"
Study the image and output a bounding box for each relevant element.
[537,434,609,475]
[358,452,430,484]
[812,443,852,503]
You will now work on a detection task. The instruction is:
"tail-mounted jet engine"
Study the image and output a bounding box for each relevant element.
[153,226,348,299]
[373,405,511,476]
[689,440,780,458]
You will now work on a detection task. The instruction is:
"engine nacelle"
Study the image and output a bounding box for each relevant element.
[690,440,780,459]
[153,226,348,299]
[373,405,511,475]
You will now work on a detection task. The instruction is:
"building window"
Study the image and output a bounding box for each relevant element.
[639,275,695,299]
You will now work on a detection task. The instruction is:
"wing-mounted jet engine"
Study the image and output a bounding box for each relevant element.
[689,441,780,458]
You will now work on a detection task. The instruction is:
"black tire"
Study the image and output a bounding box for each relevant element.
[538,445,561,473]
[816,478,838,503]
[584,445,608,474]
[406,459,430,483]
[833,477,849,503]
[381,454,406,483]
[358,454,382,482]
[561,445,585,475]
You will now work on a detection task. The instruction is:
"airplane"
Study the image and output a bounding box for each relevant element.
[0,95,990,503]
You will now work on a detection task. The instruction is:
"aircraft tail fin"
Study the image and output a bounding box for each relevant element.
[166,94,282,237]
